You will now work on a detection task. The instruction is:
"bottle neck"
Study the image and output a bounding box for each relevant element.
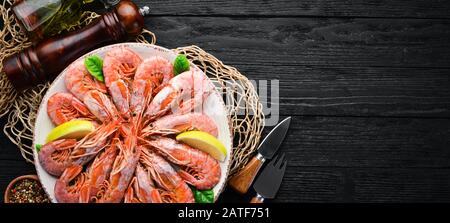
[81,0,120,12]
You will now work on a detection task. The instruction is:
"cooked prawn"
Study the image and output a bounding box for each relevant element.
[98,135,140,203]
[85,142,118,201]
[83,90,120,122]
[124,164,162,203]
[38,139,77,177]
[65,60,107,101]
[142,112,218,137]
[140,148,194,203]
[40,46,224,203]
[54,165,88,203]
[70,121,119,166]
[144,69,214,121]
[103,47,142,85]
[103,47,143,119]
[47,92,95,125]
[130,57,173,117]
[145,137,221,190]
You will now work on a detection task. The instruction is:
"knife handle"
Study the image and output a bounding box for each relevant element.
[228,155,264,194]
[250,194,265,203]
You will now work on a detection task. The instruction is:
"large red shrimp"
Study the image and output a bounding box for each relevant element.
[103,47,143,119]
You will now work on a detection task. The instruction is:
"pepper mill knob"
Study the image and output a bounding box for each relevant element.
[116,0,144,36]
[2,0,145,91]
[139,6,151,16]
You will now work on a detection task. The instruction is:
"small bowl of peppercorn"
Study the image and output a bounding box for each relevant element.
[4,175,50,203]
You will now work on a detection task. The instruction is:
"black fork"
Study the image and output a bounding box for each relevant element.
[251,153,288,203]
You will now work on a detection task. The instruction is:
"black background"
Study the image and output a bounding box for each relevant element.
[1,0,450,203]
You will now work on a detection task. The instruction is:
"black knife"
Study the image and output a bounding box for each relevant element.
[251,153,287,203]
[229,117,291,194]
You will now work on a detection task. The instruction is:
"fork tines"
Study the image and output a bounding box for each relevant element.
[270,153,288,171]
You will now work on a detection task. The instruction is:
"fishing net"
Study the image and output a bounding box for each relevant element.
[174,46,265,176]
[0,0,264,176]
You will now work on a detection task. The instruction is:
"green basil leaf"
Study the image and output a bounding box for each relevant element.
[84,55,104,82]
[191,187,214,203]
[173,54,190,75]
[35,144,42,152]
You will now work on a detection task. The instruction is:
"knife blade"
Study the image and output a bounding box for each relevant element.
[256,117,292,161]
[228,117,291,194]
[251,153,287,203]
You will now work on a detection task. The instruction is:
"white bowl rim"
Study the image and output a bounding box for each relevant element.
[32,42,234,203]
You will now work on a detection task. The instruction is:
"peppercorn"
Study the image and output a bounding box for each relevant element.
[8,179,50,203]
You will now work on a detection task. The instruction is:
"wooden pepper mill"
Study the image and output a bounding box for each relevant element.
[2,0,147,91]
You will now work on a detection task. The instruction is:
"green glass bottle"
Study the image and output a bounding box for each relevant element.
[12,0,118,43]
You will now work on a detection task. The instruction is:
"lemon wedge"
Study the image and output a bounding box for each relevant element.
[46,120,95,143]
[176,131,227,162]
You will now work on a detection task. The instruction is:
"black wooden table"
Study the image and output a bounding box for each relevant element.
[2,0,450,203]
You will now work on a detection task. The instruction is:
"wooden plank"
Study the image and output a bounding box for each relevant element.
[277,168,450,202]
[4,116,449,169]
[218,167,343,203]
[274,167,344,202]
[219,167,450,202]
[239,65,450,117]
[276,116,450,168]
[4,117,449,168]
[4,159,449,203]
[147,17,450,68]
[136,0,450,19]
[3,116,450,201]
[0,160,35,203]
[3,115,450,202]
[351,168,450,202]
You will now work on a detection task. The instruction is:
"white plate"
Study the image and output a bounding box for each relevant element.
[33,43,233,203]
